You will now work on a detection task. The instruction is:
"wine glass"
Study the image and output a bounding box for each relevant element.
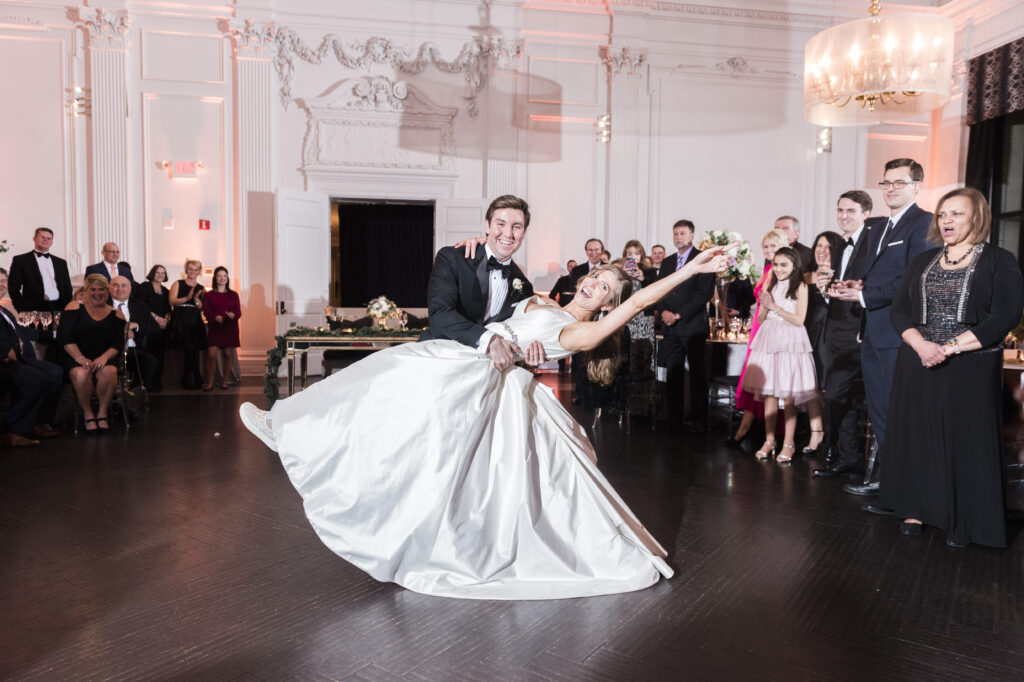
[16,311,31,326]
[52,311,62,329]
[398,311,409,330]
[38,311,52,330]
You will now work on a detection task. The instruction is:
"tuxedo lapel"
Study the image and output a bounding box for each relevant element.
[471,254,490,322]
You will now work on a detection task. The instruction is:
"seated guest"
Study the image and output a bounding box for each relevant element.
[168,259,207,389]
[109,276,158,389]
[0,268,63,446]
[203,266,242,391]
[57,274,125,434]
[64,286,86,309]
[138,264,171,392]
[880,188,1024,548]
[85,242,136,287]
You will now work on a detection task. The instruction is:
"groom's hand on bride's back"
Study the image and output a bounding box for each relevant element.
[452,236,488,259]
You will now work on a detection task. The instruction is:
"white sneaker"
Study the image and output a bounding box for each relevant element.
[239,402,277,452]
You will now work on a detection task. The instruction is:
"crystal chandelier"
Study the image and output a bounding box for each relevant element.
[803,0,955,126]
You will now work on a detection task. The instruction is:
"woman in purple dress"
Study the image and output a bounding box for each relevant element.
[202,266,241,391]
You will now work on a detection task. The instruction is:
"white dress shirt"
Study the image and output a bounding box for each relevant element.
[476,244,514,353]
[35,252,60,301]
[115,299,135,347]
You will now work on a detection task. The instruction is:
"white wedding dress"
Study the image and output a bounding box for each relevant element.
[266,298,673,600]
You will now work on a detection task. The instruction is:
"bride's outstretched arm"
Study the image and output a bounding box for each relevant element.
[559,246,730,352]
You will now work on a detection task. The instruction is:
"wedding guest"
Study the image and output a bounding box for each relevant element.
[550,259,578,305]
[650,244,667,278]
[622,240,656,373]
[110,275,157,389]
[726,229,787,445]
[742,248,819,462]
[814,191,881,480]
[7,227,73,312]
[58,274,125,434]
[880,188,1023,547]
[569,239,606,403]
[832,158,933,500]
[138,265,171,392]
[655,219,715,431]
[775,215,814,274]
[65,286,86,309]
[0,268,63,445]
[168,259,207,389]
[85,242,136,287]
[203,266,241,391]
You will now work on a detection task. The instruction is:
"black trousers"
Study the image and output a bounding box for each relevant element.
[861,337,899,459]
[121,348,157,389]
[824,323,865,469]
[662,331,707,423]
[2,357,63,434]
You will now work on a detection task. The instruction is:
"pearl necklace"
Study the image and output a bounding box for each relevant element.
[943,244,975,266]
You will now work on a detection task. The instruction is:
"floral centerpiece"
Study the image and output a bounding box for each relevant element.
[366,295,398,327]
[696,230,757,283]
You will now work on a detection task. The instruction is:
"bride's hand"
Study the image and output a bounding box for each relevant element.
[452,236,488,259]
[691,243,735,274]
[522,340,546,368]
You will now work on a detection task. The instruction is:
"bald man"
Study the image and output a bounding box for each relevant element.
[85,242,136,292]
[110,275,157,388]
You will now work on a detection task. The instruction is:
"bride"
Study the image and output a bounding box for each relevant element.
[241,246,728,600]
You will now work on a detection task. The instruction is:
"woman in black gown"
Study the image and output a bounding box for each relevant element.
[138,264,171,392]
[880,188,1024,548]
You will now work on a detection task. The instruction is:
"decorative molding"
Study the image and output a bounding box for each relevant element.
[224,18,276,59]
[603,46,648,78]
[271,31,523,115]
[526,1,833,28]
[670,55,799,82]
[299,76,458,175]
[73,8,131,49]
[0,15,46,30]
[482,36,522,71]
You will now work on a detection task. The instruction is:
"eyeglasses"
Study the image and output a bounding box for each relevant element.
[878,180,917,190]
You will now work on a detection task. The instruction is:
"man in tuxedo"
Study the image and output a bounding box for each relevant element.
[550,259,578,305]
[832,158,932,501]
[7,227,73,312]
[85,242,136,290]
[775,215,814,273]
[0,268,63,446]
[650,244,666,277]
[109,276,158,388]
[656,219,715,430]
[421,194,535,370]
[813,190,882,480]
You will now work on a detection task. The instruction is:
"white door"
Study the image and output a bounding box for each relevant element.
[276,189,330,334]
[434,198,492,258]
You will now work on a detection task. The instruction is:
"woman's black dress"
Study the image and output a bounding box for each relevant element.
[138,282,171,390]
[56,307,125,374]
[879,245,1024,547]
[169,280,207,351]
[804,282,829,387]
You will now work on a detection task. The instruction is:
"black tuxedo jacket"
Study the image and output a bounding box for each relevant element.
[420,247,533,348]
[654,248,715,337]
[7,251,73,311]
[826,219,882,329]
[862,203,933,349]
[0,306,27,360]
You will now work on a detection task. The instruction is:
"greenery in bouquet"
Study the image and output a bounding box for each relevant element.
[366,295,398,321]
[696,230,757,282]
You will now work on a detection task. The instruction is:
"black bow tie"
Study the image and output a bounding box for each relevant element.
[34,251,50,259]
[486,256,512,279]
[845,238,854,248]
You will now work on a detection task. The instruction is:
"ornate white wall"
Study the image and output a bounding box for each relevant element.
[0,0,1021,373]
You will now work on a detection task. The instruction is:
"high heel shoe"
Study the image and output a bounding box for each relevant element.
[755,441,776,460]
[777,443,797,463]
[803,430,824,454]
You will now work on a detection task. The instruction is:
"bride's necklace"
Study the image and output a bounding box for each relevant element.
[943,243,975,266]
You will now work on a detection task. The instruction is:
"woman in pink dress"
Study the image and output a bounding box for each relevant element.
[741,247,820,463]
[725,229,789,445]
[203,266,241,391]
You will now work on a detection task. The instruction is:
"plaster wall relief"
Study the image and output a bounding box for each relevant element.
[299,76,458,178]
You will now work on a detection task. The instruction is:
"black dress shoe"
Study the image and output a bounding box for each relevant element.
[899,521,922,535]
[863,503,893,516]
[843,481,880,496]
[945,537,967,548]
[813,464,861,479]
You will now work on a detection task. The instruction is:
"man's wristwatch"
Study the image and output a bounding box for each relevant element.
[945,338,961,355]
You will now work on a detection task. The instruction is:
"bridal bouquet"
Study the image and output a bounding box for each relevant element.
[366,295,398,322]
[696,230,757,283]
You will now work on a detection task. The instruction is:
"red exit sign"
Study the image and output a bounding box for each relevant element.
[162,160,205,178]
[199,219,210,231]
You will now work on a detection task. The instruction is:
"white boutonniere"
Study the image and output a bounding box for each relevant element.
[512,278,524,293]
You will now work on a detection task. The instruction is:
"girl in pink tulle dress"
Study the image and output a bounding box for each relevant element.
[741,247,819,462]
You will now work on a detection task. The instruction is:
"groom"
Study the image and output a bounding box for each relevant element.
[420,195,534,370]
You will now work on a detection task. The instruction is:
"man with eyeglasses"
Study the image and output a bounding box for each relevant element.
[831,158,932,504]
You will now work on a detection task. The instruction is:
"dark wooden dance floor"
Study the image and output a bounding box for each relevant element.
[2,376,1023,680]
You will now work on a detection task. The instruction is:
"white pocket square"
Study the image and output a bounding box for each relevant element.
[886,240,904,248]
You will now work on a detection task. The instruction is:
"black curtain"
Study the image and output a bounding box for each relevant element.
[965,118,1002,198]
[338,202,434,308]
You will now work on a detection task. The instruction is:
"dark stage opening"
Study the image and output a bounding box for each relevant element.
[330,199,435,308]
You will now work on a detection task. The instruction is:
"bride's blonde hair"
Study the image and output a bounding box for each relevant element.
[580,265,632,386]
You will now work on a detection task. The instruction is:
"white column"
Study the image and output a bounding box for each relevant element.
[75,8,131,258]
[226,19,277,360]
[484,39,524,199]
[604,47,649,252]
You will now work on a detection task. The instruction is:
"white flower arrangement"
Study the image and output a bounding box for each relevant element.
[366,295,398,322]
[696,230,756,283]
